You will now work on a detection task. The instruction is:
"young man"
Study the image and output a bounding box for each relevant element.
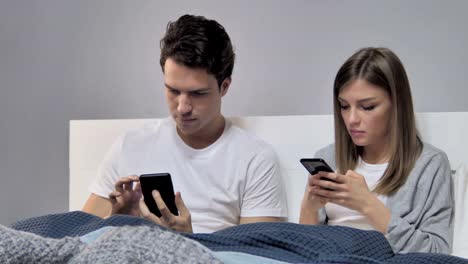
[82,14,287,233]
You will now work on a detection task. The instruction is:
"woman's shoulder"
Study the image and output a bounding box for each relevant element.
[418,142,450,166]
[314,143,336,169]
[315,143,334,157]
[410,142,452,183]
[389,142,452,201]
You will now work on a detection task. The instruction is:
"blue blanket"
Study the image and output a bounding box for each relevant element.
[11,211,468,264]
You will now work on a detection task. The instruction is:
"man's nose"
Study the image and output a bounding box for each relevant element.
[177,94,192,114]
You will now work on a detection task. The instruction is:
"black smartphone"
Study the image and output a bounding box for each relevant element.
[139,173,178,217]
[300,158,336,183]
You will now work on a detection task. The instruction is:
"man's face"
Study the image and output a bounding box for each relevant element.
[164,58,229,139]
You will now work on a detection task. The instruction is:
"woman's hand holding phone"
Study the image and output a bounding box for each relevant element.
[312,170,391,232]
[311,170,377,213]
[300,173,331,224]
[303,174,331,207]
[302,171,342,209]
[299,158,390,230]
[300,158,337,224]
[301,170,363,221]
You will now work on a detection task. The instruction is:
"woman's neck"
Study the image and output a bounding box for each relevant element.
[362,143,390,164]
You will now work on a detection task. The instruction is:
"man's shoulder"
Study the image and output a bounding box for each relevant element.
[118,117,173,146]
[227,122,276,156]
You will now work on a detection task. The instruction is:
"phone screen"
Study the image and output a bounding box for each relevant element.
[300,158,336,186]
[139,173,178,217]
[300,158,334,175]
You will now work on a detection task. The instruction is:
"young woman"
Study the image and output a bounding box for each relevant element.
[300,47,454,254]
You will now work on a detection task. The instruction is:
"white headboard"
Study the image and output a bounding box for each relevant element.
[70,112,468,223]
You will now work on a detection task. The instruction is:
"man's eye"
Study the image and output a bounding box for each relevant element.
[192,91,207,96]
[169,89,180,95]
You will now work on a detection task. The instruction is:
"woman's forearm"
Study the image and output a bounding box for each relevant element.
[299,205,320,225]
[362,196,391,233]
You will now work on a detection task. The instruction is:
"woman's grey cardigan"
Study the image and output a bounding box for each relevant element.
[315,143,454,254]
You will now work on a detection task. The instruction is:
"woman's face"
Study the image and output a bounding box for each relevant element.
[338,79,392,151]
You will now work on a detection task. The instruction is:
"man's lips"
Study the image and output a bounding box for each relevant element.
[180,117,197,124]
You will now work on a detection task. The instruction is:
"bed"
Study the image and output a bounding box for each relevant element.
[67,112,468,260]
[7,112,468,264]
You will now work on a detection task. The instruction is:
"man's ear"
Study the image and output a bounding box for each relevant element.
[220,78,231,97]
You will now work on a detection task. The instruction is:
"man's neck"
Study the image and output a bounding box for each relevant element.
[177,116,226,149]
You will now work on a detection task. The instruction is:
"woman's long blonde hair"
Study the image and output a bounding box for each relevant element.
[333,47,422,195]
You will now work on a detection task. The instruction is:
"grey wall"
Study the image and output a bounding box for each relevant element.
[1,0,467,225]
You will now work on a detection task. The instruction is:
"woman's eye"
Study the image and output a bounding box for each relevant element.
[340,105,349,110]
[363,105,376,111]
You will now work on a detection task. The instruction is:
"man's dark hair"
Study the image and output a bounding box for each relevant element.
[160,14,235,88]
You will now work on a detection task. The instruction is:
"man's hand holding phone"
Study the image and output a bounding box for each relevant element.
[138,173,193,233]
[139,190,193,233]
[108,175,142,217]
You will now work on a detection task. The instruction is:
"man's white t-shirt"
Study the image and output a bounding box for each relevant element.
[89,117,288,233]
[325,158,388,230]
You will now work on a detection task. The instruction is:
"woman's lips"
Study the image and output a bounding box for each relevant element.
[349,129,365,137]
